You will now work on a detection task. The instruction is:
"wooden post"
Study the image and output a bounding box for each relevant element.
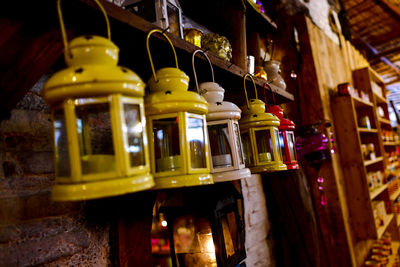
[117,191,157,267]
[226,2,247,69]
[261,169,329,267]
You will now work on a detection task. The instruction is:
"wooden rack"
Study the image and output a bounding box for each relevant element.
[78,0,294,105]
[332,67,400,266]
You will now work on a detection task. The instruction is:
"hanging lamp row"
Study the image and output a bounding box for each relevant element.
[42,0,297,202]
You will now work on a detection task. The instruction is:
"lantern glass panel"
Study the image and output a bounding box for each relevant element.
[53,109,71,177]
[255,129,274,162]
[234,123,244,165]
[287,131,297,160]
[124,104,145,167]
[241,132,253,166]
[275,128,283,161]
[208,124,233,168]
[221,211,241,258]
[187,117,207,169]
[172,214,217,267]
[167,2,181,37]
[153,117,181,172]
[279,132,287,162]
[76,102,115,174]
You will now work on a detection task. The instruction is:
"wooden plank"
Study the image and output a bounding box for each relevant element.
[370,183,389,200]
[358,128,379,133]
[374,92,387,104]
[379,117,392,125]
[353,95,374,107]
[117,191,157,267]
[295,15,356,266]
[390,186,400,201]
[383,141,400,146]
[331,96,377,241]
[377,214,394,239]
[388,241,400,266]
[261,169,330,267]
[364,157,384,166]
[79,0,293,104]
[0,1,64,120]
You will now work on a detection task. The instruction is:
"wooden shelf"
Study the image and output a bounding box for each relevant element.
[79,0,294,104]
[364,157,384,166]
[374,92,387,104]
[370,183,389,199]
[390,187,400,201]
[358,128,379,133]
[377,214,394,239]
[383,141,400,146]
[397,215,400,227]
[388,241,400,266]
[352,95,374,107]
[246,0,277,31]
[378,117,392,125]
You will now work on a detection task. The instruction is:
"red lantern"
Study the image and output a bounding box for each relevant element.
[268,105,299,169]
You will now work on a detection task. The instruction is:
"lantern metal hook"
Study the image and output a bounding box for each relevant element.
[57,0,111,59]
[192,49,215,94]
[146,29,179,83]
[243,73,258,109]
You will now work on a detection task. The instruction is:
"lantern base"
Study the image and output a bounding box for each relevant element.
[212,168,251,182]
[51,174,154,201]
[285,162,300,169]
[153,173,213,189]
[249,163,287,173]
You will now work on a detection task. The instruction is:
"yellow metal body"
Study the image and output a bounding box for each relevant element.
[239,75,286,172]
[145,29,212,189]
[42,0,154,201]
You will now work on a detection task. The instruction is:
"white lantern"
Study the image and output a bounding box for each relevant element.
[193,50,251,182]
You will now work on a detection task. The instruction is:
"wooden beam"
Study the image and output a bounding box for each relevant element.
[370,45,400,60]
[117,192,157,267]
[353,34,400,82]
[0,1,64,120]
[387,77,400,85]
[368,29,400,47]
[373,0,400,20]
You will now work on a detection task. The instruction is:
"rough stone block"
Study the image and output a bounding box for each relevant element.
[0,193,81,224]
[13,151,54,174]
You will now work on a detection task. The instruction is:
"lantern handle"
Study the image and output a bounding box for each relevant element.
[146,29,179,82]
[192,49,215,94]
[57,0,111,59]
[243,74,258,109]
[263,82,276,110]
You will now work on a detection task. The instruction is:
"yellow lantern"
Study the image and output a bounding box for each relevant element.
[192,49,251,182]
[145,29,213,188]
[239,74,287,172]
[42,0,154,201]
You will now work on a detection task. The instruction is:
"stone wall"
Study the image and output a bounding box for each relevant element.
[0,78,275,266]
[0,79,110,266]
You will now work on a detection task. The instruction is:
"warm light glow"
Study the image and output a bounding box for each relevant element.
[206,233,215,253]
[204,233,216,263]
[161,220,167,227]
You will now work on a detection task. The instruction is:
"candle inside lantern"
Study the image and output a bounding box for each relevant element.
[172,215,217,267]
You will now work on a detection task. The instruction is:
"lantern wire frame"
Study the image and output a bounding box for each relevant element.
[45,0,155,201]
[192,49,250,181]
[144,29,213,189]
[239,74,287,172]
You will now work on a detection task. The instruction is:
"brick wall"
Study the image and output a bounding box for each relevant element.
[241,174,275,267]
[0,78,110,266]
